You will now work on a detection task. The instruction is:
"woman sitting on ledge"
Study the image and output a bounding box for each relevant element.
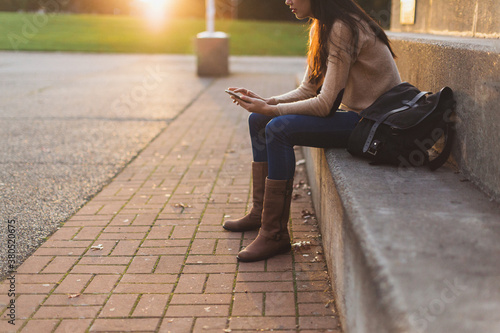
[224,0,401,262]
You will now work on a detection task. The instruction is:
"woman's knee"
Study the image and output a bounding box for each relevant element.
[248,113,272,131]
[264,115,297,138]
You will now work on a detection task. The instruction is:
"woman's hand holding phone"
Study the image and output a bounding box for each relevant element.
[225,87,278,117]
[226,87,267,101]
[225,89,245,102]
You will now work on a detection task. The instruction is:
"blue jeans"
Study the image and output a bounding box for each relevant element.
[249,110,362,180]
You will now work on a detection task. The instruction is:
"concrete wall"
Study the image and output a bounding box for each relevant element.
[391,0,500,37]
[389,0,500,201]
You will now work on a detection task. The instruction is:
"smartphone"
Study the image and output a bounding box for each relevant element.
[225,89,245,102]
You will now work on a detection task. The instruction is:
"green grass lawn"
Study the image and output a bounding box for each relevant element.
[0,12,309,56]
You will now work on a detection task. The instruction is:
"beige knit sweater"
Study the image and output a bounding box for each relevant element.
[271,20,401,117]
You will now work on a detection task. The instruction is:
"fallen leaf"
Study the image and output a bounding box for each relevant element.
[301,209,314,218]
[292,241,311,251]
[68,293,81,298]
[173,202,192,213]
[90,244,103,251]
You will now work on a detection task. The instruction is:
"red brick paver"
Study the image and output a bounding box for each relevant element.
[0,61,341,332]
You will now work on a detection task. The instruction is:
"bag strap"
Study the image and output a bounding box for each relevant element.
[362,91,429,154]
[427,120,455,171]
[327,89,345,117]
[427,96,456,170]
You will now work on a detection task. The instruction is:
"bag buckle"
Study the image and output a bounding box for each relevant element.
[367,140,381,156]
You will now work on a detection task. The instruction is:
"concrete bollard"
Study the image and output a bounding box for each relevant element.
[196,31,230,77]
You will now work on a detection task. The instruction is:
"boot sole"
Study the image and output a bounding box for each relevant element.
[236,245,291,262]
[222,224,260,232]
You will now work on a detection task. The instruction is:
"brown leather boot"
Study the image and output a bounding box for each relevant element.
[237,178,293,262]
[222,161,268,232]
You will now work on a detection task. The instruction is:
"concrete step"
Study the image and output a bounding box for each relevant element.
[388,32,500,202]
[303,146,500,332]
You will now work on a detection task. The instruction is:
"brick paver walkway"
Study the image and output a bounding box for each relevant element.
[0,69,341,332]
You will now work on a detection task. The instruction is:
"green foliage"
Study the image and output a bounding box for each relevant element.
[220,20,309,56]
[0,0,391,27]
[226,0,297,21]
[0,0,131,14]
[0,12,308,55]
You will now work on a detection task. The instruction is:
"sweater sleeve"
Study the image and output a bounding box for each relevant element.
[275,21,359,117]
[270,67,320,104]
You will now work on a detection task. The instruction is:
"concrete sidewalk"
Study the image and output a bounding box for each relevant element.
[0,57,341,332]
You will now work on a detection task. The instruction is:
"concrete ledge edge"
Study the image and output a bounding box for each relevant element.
[324,148,412,332]
[387,31,500,53]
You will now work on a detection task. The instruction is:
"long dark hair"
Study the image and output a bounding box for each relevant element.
[307,0,396,84]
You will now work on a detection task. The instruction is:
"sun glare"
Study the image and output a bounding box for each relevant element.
[138,0,170,29]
